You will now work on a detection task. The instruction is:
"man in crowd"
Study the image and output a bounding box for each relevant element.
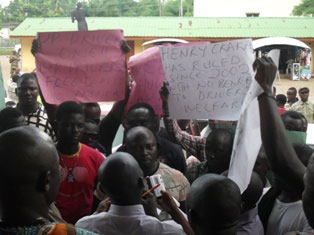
[186,128,233,183]
[76,152,193,235]
[276,94,287,114]
[81,119,106,156]
[124,126,190,206]
[55,101,104,224]
[187,174,242,235]
[0,107,25,132]
[291,87,314,123]
[255,57,314,234]
[0,126,96,234]
[81,102,101,124]
[287,87,299,108]
[281,111,308,132]
[16,73,56,140]
[9,50,19,77]
[123,102,187,174]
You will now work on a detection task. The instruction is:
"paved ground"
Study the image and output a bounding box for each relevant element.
[1,55,314,101]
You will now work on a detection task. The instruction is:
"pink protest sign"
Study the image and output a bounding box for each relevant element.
[126,42,210,115]
[35,30,126,104]
[126,46,166,115]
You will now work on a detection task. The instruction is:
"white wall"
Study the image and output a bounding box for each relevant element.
[194,0,302,17]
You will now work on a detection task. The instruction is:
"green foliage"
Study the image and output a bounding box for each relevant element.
[0,0,193,24]
[293,0,314,16]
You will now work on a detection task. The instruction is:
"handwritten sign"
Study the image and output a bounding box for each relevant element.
[35,30,126,104]
[160,39,255,120]
[126,47,166,115]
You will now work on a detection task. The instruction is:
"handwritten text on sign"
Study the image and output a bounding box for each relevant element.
[160,39,255,120]
[35,30,126,104]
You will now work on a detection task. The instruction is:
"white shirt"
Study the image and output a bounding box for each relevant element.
[266,199,312,235]
[75,204,186,235]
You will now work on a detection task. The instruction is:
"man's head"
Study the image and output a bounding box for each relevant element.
[77,2,82,8]
[187,174,241,235]
[16,73,38,107]
[276,94,287,107]
[299,87,310,103]
[287,87,297,101]
[99,152,144,205]
[205,129,233,174]
[125,126,159,177]
[281,111,307,132]
[0,126,60,220]
[81,119,99,149]
[125,103,159,134]
[0,107,26,133]
[56,101,85,146]
[81,103,101,124]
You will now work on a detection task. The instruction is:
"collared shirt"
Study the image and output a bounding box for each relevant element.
[291,100,314,123]
[185,161,208,184]
[20,102,56,141]
[75,204,186,235]
[237,207,264,235]
[155,162,190,202]
[162,103,206,161]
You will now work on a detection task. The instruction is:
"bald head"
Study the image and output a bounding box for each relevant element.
[0,126,60,220]
[125,126,159,177]
[99,152,144,205]
[187,174,241,235]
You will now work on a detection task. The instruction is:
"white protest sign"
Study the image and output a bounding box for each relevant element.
[160,39,255,120]
[228,50,280,193]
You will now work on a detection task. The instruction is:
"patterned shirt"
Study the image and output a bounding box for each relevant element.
[154,162,190,202]
[185,161,208,184]
[0,223,98,235]
[291,100,314,123]
[162,102,206,161]
[20,103,56,141]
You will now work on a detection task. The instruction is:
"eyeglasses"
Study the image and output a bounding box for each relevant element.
[300,91,309,94]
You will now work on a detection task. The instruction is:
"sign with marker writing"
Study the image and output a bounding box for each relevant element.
[160,39,255,120]
[126,46,166,115]
[35,30,126,104]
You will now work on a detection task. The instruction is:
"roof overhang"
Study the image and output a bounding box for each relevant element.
[252,37,311,50]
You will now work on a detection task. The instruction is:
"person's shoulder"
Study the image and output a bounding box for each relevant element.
[157,136,183,154]
[158,163,188,180]
[142,216,185,234]
[76,212,107,225]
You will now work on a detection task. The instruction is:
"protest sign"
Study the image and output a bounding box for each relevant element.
[228,50,280,193]
[126,47,166,115]
[126,42,210,115]
[160,39,255,120]
[35,30,126,104]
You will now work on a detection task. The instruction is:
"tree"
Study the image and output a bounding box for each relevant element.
[163,0,193,16]
[293,0,314,16]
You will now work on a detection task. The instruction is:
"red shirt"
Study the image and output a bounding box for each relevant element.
[56,143,104,224]
[278,106,287,114]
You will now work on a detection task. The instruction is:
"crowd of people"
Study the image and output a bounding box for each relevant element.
[0,44,314,235]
